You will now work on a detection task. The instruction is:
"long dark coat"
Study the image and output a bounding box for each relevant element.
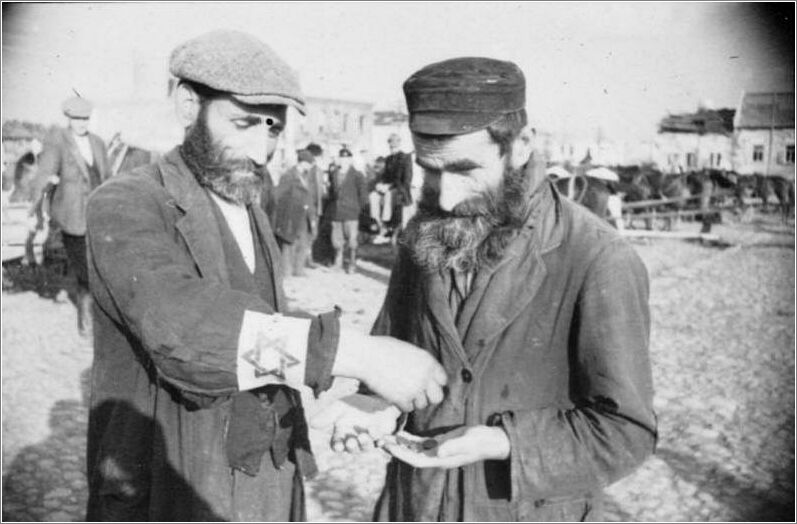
[326,166,368,221]
[372,180,657,522]
[84,148,315,521]
[272,166,320,243]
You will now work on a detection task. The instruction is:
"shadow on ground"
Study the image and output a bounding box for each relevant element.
[656,447,795,521]
[2,368,92,522]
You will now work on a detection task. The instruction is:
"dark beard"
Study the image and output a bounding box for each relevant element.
[400,161,531,274]
[181,109,265,205]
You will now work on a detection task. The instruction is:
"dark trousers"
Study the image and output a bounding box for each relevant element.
[278,224,314,276]
[61,232,89,292]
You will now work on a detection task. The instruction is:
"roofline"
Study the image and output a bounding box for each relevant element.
[305,95,374,108]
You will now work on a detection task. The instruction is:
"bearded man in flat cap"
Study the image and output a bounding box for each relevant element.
[332,57,657,521]
[29,95,111,336]
[84,30,447,521]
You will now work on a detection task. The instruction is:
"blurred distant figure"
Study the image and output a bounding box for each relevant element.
[327,147,367,273]
[1,142,9,212]
[367,155,386,187]
[107,132,154,176]
[29,95,111,336]
[368,133,414,244]
[305,142,327,218]
[272,149,322,276]
[9,150,39,203]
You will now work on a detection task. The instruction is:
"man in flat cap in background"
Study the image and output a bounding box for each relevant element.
[333,57,657,521]
[326,147,368,273]
[29,95,111,336]
[272,149,322,276]
[84,30,446,521]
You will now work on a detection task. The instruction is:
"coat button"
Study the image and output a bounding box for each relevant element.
[461,369,473,383]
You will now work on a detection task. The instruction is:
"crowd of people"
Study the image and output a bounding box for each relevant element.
[2,28,655,523]
[269,133,418,275]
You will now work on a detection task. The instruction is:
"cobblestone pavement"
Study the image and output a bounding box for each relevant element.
[2,217,794,521]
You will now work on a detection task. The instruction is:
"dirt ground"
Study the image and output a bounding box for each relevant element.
[1,212,794,521]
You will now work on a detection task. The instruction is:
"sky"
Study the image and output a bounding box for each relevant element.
[1,2,794,143]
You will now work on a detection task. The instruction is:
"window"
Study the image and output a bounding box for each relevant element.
[786,144,795,164]
[753,145,764,162]
[359,115,366,134]
[686,152,697,167]
[715,153,721,166]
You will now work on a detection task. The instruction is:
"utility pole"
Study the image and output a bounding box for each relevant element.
[765,92,775,177]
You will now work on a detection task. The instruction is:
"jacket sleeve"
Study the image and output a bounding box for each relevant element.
[86,176,339,400]
[29,133,61,214]
[494,239,657,500]
[358,171,369,210]
[399,154,414,204]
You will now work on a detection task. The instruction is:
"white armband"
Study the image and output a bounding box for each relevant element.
[237,310,312,391]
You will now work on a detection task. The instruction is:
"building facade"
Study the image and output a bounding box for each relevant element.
[732,92,795,178]
[653,107,735,174]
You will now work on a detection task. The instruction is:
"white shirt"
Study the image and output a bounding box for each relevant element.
[208,192,255,273]
[208,191,312,393]
[73,133,94,166]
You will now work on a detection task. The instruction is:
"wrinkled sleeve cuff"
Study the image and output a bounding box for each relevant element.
[236,310,311,391]
[304,308,342,397]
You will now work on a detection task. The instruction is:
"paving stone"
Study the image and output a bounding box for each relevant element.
[3,219,794,522]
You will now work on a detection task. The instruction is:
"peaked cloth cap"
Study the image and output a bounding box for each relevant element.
[169,30,306,115]
[403,57,526,135]
[296,149,314,164]
[62,96,93,118]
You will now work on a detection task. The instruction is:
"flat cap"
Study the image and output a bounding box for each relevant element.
[296,149,314,164]
[62,96,93,118]
[170,30,306,115]
[403,57,525,135]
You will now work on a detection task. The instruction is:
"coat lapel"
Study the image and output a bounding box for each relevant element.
[159,149,229,284]
[458,181,564,368]
[89,134,111,181]
[423,270,471,368]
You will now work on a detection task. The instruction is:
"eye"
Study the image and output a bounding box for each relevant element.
[232,119,254,130]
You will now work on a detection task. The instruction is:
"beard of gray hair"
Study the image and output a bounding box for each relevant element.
[181,107,264,206]
[401,158,531,274]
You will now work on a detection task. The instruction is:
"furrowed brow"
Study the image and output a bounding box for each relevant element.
[442,159,482,172]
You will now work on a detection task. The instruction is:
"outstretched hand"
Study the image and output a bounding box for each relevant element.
[310,393,401,453]
[381,425,511,469]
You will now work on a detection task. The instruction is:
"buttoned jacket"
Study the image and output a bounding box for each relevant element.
[34,127,111,234]
[372,180,657,522]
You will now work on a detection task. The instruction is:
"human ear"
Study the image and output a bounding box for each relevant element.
[509,126,535,169]
[174,82,201,128]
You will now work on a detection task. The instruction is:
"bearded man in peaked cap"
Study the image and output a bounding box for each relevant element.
[331,57,657,521]
[84,30,447,521]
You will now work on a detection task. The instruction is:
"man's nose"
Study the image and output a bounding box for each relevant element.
[438,172,473,212]
[244,126,274,165]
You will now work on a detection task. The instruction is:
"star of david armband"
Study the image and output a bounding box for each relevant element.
[236,311,311,391]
